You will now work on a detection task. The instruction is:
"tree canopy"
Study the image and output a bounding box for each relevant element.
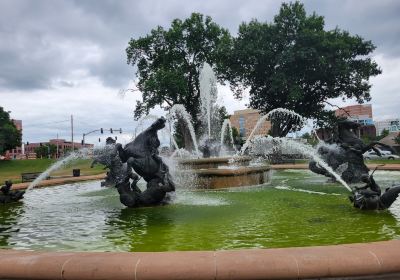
[0,107,22,155]
[126,13,231,129]
[220,1,381,136]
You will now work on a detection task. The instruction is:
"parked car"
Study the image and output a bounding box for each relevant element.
[363,149,400,160]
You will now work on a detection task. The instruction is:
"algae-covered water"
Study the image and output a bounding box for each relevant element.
[1,169,400,252]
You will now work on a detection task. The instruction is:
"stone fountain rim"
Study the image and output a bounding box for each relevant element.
[178,155,252,164]
[1,240,400,279]
[191,165,270,176]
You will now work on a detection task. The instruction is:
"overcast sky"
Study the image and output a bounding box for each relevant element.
[1,0,399,144]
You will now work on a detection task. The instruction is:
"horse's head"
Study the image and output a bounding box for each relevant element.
[150,117,166,131]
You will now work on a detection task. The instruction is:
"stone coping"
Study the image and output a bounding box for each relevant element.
[11,174,106,190]
[8,163,400,191]
[193,165,270,177]
[0,240,400,279]
[179,156,252,165]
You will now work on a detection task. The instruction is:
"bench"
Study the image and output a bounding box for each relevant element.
[21,172,44,183]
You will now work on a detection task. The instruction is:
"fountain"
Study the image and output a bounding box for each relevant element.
[169,63,271,189]
[2,69,400,280]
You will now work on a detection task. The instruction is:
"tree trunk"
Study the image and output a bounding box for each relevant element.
[177,118,194,152]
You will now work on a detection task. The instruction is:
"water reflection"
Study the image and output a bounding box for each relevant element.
[0,203,24,248]
[0,170,398,252]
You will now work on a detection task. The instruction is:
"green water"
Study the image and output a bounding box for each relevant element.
[0,169,400,252]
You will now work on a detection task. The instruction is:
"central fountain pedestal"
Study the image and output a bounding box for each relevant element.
[178,156,270,189]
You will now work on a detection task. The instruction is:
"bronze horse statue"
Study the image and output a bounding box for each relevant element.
[309,120,394,183]
[115,117,175,207]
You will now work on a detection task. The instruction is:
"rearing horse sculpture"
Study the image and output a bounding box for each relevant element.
[115,117,175,207]
[309,120,394,183]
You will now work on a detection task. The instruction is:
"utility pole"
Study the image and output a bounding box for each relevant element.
[71,115,74,151]
[56,133,59,158]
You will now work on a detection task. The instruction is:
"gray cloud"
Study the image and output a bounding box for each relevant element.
[0,0,399,143]
[1,0,399,90]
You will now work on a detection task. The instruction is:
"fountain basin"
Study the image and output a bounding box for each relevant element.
[2,169,400,252]
[178,156,252,169]
[190,165,271,189]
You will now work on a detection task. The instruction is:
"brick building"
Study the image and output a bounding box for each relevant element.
[335,104,373,120]
[25,139,93,158]
[317,104,376,140]
[4,119,94,159]
[336,104,376,139]
[230,109,271,139]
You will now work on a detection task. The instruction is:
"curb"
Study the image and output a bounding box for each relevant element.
[0,240,400,279]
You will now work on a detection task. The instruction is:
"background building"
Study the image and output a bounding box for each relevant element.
[375,118,400,136]
[24,139,93,159]
[230,109,271,139]
[335,104,376,138]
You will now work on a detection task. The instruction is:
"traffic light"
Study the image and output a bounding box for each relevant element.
[81,140,84,145]
[110,128,113,134]
[98,138,101,142]
[26,142,29,145]
[100,128,103,134]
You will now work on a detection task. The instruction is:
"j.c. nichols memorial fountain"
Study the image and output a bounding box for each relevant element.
[1,62,400,280]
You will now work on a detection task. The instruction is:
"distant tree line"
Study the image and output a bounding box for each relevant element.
[0,107,22,156]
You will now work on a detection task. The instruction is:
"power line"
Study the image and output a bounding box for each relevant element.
[24,119,70,127]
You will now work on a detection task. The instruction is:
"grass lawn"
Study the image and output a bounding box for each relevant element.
[0,158,105,184]
[365,159,400,164]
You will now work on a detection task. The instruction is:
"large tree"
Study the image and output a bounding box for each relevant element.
[220,1,381,136]
[126,13,231,146]
[0,107,22,155]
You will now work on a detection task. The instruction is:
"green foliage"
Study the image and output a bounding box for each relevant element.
[301,132,318,146]
[0,107,22,155]
[230,126,243,146]
[173,121,185,149]
[394,133,400,145]
[126,13,231,131]
[219,1,381,136]
[377,128,390,141]
[34,144,57,159]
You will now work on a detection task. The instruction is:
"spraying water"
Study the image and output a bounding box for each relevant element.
[167,104,200,156]
[134,114,159,137]
[239,108,307,156]
[220,119,238,152]
[249,136,352,192]
[199,63,218,139]
[162,121,182,157]
[135,114,182,157]
[27,148,92,190]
